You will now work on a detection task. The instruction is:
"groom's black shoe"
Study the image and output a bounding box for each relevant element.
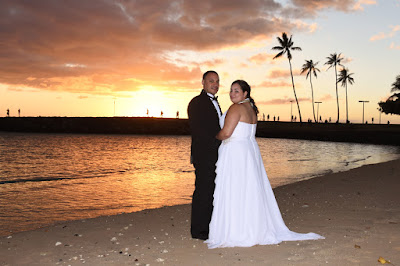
[192,231,208,240]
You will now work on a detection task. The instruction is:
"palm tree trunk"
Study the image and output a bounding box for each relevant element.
[345,83,349,123]
[289,59,302,123]
[310,76,316,122]
[335,64,339,123]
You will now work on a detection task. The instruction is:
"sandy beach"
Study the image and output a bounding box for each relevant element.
[1,159,399,265]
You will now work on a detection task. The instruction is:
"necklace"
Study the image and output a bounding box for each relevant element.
[238,98,250,104]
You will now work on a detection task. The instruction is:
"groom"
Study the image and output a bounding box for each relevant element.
[187,70,222,240]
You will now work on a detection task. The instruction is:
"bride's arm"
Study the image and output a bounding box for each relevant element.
[216,104,241,140]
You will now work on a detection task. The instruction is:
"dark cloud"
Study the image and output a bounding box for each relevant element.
[0,0,358,95]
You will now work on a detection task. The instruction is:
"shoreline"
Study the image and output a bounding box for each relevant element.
[1,116,400,145]
[1,159,399,265]
[1,154,398,238]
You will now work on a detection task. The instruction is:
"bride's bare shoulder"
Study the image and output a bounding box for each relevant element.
[228,103,243,112]
[225,104,242,118]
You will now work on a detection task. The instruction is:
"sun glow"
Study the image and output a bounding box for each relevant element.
[114,90,184,118]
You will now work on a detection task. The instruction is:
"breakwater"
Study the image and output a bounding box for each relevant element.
[1,117,399,145]
[0,117,189,135]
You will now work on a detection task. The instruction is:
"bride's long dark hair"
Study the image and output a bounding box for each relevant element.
[232,80,259,114]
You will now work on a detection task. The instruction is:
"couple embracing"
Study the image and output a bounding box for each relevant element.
[188,70,324,249]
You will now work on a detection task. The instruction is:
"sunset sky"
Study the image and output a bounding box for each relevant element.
[1,0,399,124]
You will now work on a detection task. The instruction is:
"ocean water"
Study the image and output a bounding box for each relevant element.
[0,132,399,236]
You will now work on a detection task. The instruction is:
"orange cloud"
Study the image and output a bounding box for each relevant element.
[353,0,377,11]
[289,0,359,15]
[256,80,292,88]
[258,97,310,105]
[293,20,319,33]
[0,0,369,97]
[202,58,226,68]
[248,53,276,64]
[370,25,400,41]
[390,42,400,50]
[268,68,302,79]
[319,94,334,101]
[342,56,353,64]
[268,69,291,79]
[370,32,386,41]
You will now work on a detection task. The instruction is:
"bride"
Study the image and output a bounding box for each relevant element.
[205,80,324,249]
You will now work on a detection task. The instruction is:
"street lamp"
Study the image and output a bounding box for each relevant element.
[359,100,369,124]
[290,100,294,122]
[113,97,116,117]
[315,101,322,123]
[377,108,382,124]
[379,110,381,124]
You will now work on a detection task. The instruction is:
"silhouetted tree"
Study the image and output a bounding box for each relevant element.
[272,32,303,123]
[337,68,354,123]
[379,94,400,115]
[325,53,344,123]
[391,75,400,92]
[378,74,400,115]
[301,60,320,123]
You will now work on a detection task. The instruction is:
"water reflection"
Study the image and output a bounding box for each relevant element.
[0,132,398,235]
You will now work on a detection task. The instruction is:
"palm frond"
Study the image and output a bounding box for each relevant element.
[273,51,284,59]
[271,32,301,61]
[325,52,344,71]
[277,36,285,47]
[312,68,320,78]
[271,46,283,50]
[337,68,355,87]
[300,60,319,80]
[282,32,289,42]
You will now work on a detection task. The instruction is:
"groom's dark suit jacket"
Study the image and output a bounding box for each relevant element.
[188,90,221,165]
[187,89,221,239]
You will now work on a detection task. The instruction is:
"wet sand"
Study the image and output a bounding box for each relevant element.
[1,159,399,265]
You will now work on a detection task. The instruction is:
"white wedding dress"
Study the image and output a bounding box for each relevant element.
[206,112,324,249]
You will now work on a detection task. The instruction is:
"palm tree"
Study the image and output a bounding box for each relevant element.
[272,32,303,123]
[337,68,354,123]
[325,53,344,123]
[300,60,320,123]
[391,75,400,92]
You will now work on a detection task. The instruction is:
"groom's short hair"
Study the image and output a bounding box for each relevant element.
[203,70,218,80]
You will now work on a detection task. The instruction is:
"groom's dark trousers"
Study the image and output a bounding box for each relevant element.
[188,90,221,240]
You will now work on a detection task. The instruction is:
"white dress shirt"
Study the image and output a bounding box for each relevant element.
[207,92,222,117]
